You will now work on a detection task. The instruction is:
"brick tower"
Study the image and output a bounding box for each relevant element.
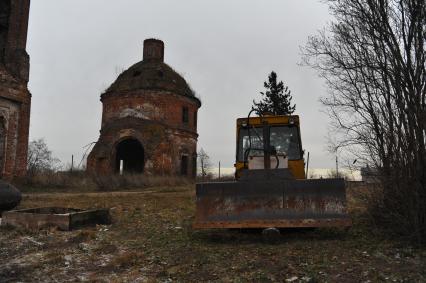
[87,39,201,177]
[0,0,31,180]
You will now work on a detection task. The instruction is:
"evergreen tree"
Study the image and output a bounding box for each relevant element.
[252,71,296,115]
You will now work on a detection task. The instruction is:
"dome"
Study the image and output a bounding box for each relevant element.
[102,39,200,105]
[104,61,196,98]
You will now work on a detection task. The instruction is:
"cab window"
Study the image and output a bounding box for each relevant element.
[269,126,301,160]
[237,125,301,161]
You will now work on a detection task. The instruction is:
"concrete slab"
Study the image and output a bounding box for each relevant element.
[2,207,111,230]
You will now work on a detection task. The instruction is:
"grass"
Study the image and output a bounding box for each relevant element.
[0,183,425,282]
[16,172,192,194]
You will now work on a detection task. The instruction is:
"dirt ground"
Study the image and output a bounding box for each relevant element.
[0,185,425,282]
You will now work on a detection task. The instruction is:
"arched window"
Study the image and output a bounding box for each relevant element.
[180,154,188,176]
[182,106,189,124]
[192,153,197,178]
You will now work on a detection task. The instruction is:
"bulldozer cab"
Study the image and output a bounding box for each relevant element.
[235,115,305,179]
[193,114,352,229]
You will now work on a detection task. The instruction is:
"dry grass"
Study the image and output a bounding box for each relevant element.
[16,172,193,193]
[92,174,192,191]
[0,183,425,282]
[105,251,145,270]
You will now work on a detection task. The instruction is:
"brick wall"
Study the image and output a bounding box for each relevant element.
[0,81,31,180]
[0,0,31,180]
[101,90,199,132]
[87,113,199,177]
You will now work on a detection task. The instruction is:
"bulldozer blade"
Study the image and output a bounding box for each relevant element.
[193,178,352,229]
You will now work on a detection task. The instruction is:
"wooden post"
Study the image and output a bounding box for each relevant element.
[336,155,339,178]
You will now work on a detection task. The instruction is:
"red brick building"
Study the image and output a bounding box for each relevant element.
[0,0,31,180]
[87,39,201,177]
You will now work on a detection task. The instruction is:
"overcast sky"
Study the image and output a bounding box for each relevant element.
[27,0,336,170]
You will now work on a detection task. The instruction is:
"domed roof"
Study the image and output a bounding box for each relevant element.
[104,61,195,98]
[102,39,200,105]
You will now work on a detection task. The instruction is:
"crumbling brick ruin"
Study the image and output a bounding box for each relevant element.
[0,0,31,180]
[87,39,201,177]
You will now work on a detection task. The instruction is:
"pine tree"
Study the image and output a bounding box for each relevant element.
[252,71,296,115]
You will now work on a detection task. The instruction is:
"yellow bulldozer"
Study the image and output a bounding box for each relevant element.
[193,113,352,229]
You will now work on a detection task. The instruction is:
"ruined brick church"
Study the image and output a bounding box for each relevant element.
[0,0,31,180]
[87,39,201,177]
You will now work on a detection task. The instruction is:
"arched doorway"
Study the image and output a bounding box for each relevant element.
[115,138,144,174]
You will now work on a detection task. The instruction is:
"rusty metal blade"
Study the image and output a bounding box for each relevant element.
[193,178,352,229]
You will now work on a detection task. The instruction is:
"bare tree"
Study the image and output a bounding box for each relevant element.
[27,138,61,176]
[303,0,425,244]
[197,148,212,179]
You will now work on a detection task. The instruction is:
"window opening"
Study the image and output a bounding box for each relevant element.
[182,107,189,124]
[181,155,188,176]
[0,117,5,176]
[0,0,11,61]
[237,125,301,161]
[192,154,197,177]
